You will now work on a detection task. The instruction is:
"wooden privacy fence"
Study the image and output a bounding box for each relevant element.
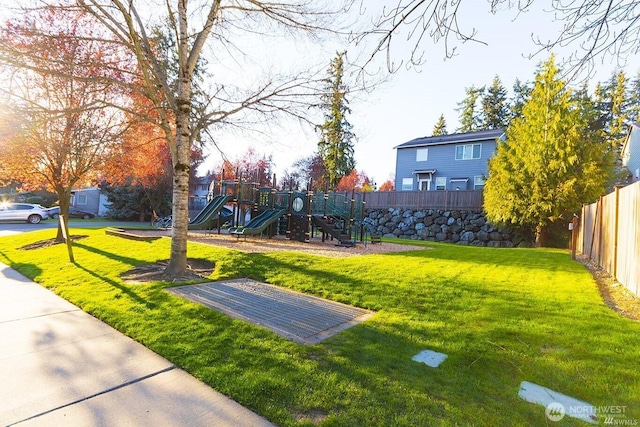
[360,190,484,210]
[577,181,640,298]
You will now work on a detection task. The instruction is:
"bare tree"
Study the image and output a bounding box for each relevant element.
[351,0,486,72]
[353,0,640,76]
[57,0,351,278]
[525,1,640,74]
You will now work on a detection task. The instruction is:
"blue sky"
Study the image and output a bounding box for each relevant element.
[199,2,640,187]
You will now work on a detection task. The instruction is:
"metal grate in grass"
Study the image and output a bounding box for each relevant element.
[167,278,374,344]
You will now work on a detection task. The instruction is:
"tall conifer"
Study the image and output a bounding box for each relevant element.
[432,114,448,135]
[484,56,612,246]
[317,52,355,189]
[457,86,483,132]
[609,71,629,158]
[481,75,509,129]
[510,78,531,119]
[629,72,640,121]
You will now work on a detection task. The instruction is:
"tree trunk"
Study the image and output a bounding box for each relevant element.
[55,216,65,242]
[535,223,548,247]
[164,82,192,278]
[165,159,190,277]
[163,1,194,279]
[55,189,71,243]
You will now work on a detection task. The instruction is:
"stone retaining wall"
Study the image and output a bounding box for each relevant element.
[363,208,532,248]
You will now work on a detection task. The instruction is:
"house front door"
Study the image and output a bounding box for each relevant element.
[418,179,431,191]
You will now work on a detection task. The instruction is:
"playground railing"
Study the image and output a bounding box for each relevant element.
[310,192,364,220]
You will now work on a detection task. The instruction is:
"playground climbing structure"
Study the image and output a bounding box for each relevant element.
[206,172,367,245]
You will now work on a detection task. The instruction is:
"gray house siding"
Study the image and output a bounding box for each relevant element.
[394,129,502,191]
[71,187,106,216]
[622,123,640,182]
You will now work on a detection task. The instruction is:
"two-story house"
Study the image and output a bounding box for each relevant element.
[622,122,640,183]
[190,175,216,212]
[394,129,504,191]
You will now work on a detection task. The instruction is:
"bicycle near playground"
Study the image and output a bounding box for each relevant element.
[152,214,172,229]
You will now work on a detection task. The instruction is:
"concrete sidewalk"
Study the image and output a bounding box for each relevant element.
[0,263,275,427]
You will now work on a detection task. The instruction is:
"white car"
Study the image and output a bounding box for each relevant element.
[0,203,50,224]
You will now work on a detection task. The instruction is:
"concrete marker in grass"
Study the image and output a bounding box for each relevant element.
[412,350,448,368]
[518,381,597,424]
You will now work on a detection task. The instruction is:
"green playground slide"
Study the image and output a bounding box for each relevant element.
[188,195,233,230]
[229,209,286,236]
[228,209,280,233]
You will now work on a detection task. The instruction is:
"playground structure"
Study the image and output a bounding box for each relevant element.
[200,173,373,246]
[187,195,233,231]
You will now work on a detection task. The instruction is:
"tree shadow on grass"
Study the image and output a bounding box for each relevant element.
[211,251,386,310]
[0,257,43,283]
[8,238,636,424]
[71,261,152,307]
[72,241,155,267]
[206,248,640,422]
[311,270,640,424]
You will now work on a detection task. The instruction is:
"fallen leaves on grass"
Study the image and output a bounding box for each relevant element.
[578,255,640,321]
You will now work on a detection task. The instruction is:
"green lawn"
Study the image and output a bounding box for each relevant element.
[1,228,638,426]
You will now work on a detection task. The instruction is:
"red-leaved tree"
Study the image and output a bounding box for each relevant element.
[335,169,374,192]
[0,6,129,244]
[379,180,394,191]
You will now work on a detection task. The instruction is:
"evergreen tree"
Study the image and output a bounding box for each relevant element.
[594,71,630,162]
[510,78,532,120]
[593,81,611,135]
[100,178,171,221]
[481,75,509,129]
[573,83,607,161]
[484,56,613,247]
[608,71,629,158]
[432,114,448,135]
[629,72,640,121]
[457,86,484,132]
[572,83,625,189]
[573,83,604,138]
[317,52,356,189]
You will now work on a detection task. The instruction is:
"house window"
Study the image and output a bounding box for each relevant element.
[474,176,485,189]
[455,143,481,160]
[435,177,447,191]
[416,148,428,162]
[401,178,413,191]
[76,194,88,205]
[450,178,469,190]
